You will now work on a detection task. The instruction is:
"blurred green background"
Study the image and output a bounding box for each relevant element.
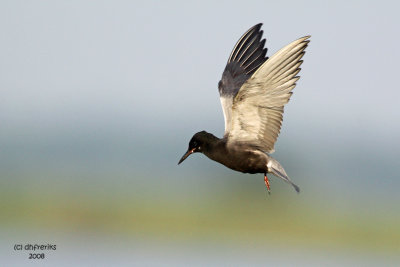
[1,0,399,266]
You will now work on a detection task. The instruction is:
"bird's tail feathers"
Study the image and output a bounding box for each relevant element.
[267,157,300,193]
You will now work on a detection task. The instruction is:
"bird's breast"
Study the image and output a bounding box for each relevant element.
[204,143,268,174]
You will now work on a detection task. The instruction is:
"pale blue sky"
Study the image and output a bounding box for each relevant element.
[1,1,399,136]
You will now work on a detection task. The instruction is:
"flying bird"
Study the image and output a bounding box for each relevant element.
[178,23,310,193]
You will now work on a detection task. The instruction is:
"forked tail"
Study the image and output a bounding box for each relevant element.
[267,157,300,193]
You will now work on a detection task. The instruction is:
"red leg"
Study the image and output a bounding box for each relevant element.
[264,173,271,193]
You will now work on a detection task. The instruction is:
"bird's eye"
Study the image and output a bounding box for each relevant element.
[193,141,198,147]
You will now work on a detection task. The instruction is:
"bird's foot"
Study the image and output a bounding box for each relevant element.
[264,173,271,194]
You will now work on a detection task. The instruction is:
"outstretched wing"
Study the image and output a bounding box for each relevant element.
[218,23,268,136]
[227,36,310,153]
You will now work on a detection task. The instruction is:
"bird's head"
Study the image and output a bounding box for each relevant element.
[178,131,216,165]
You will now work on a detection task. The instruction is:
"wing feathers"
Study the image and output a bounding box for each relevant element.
[236,32,262,62]
[269,53,304,84]
[272,66,301,85]
[241,39,266,68]
[227,36,310,153]
[219,24,269,136]
[228,24,263,63]
[255,37,310,77]
[263,45,306,82]
[227,24,268,77]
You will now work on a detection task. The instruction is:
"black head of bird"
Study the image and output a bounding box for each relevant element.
[178,131,217,164]
[178,23,309,193]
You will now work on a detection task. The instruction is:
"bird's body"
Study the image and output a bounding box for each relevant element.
[194,132,266,174]
[178,24,309,193]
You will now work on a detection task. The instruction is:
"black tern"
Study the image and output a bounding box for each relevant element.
[179,23,310,193]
